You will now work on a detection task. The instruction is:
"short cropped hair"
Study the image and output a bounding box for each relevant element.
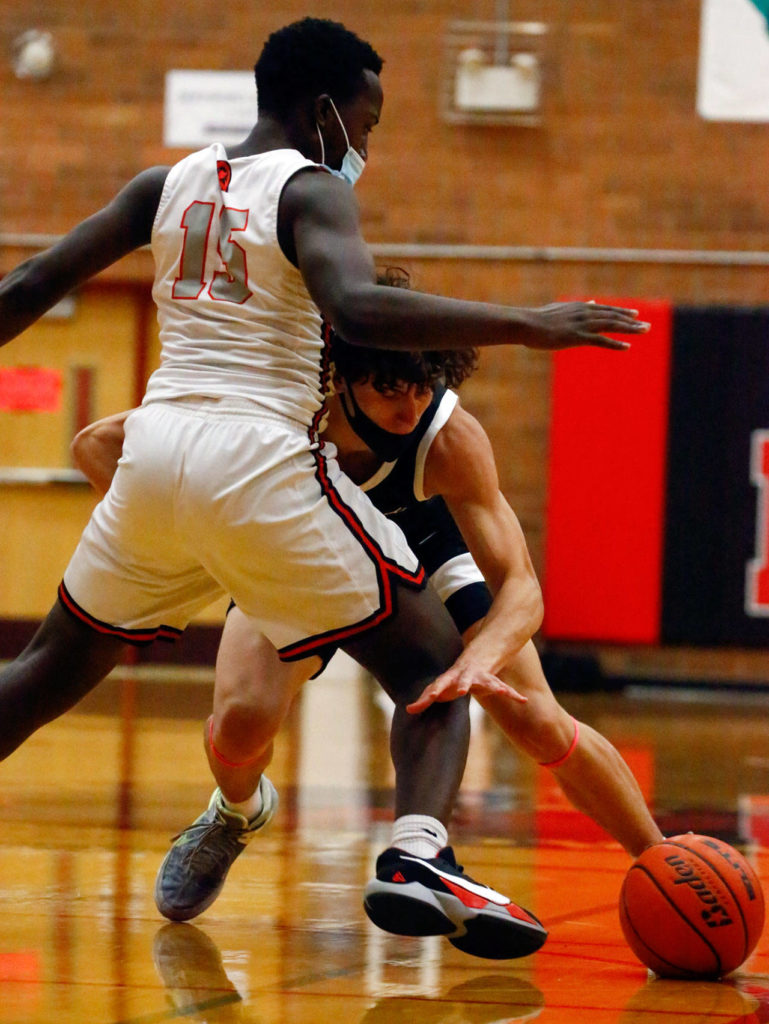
[329,268,479,392]
[255,18,383,117]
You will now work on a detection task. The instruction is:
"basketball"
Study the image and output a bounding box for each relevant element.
[619,834,765,978]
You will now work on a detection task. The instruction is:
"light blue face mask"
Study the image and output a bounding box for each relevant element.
[316,97,366,187]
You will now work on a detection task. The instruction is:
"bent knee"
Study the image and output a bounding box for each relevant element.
[216,694,281,744]
[481,692,573,757]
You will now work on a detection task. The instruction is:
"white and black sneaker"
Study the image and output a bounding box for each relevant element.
[363,846,547,960]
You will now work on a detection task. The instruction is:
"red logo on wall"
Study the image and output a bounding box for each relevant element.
[0,366,62,412]
[746,429,769,616]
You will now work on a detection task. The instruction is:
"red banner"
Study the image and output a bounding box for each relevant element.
[542,299,672,643]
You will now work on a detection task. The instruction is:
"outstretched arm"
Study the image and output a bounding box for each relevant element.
[0,166,169,346]
[402,406,665,854]
[282,170,651,353]
[407,404,543,712]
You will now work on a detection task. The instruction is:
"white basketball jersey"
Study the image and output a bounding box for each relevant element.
[145,144,325,426]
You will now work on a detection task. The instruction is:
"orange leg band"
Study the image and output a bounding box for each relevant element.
[208,717,262,769]
[539,717,580,769]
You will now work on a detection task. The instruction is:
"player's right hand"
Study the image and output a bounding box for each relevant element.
[406,664,527,714]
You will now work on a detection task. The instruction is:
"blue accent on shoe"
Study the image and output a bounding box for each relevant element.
[154,776,278,922]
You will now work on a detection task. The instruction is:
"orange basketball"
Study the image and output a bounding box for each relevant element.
[619,834,765,978]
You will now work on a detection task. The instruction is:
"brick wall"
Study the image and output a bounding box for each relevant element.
[4,2,768,249]
[2,1,768,678]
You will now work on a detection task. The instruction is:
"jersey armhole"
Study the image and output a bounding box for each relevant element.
[414,390,458,501]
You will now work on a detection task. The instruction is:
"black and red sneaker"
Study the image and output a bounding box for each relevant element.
[363,846,547,960]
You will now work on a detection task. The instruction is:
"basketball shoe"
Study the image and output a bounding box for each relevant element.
[154,775,278,921]
[363,846,547,959]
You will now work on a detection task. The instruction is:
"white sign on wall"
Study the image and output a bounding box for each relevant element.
[164,70,258,148]
[697,0,769,121]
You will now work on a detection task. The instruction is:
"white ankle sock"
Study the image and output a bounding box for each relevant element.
[221,784,263,822]
[391,815,448,859]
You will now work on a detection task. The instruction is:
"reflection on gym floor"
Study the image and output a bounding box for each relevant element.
[0,651,768,1023]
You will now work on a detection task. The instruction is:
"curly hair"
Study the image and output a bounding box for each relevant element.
[330,340,479,392]
[255,18,383,118]
[329,268,479,391]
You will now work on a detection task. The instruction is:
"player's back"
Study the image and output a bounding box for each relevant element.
[146,143,326,427]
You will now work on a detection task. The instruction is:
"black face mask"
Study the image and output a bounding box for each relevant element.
[339,383,417,462]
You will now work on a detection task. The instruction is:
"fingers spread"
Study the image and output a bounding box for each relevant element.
[406,672,528,714]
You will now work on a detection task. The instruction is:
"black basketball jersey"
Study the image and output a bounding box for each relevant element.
[360,383,454,515]
[359,385,492,633]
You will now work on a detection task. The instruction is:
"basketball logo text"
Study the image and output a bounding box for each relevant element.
[665,855,734,928]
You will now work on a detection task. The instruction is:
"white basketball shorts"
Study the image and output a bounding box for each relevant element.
[60,399,425,658]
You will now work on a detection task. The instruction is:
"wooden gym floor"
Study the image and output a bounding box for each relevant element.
[0,653,768,1024]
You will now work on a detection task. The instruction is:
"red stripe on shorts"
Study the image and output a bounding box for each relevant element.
[57,581,182,646]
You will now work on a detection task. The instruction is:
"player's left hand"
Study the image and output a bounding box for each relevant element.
[406,665,527,714]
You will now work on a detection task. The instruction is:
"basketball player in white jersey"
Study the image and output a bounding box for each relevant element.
[74,326,663,953]
[0,18,649,958]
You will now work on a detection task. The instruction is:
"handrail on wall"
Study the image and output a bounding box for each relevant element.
[0,468,88,486]
[370,243,769,266]
[2,234,769,267]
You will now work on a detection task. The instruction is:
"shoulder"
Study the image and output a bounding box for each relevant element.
[280,164,360,225]
[106,166,170,247]
[114,166,170,210]
[424,398,498,500]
